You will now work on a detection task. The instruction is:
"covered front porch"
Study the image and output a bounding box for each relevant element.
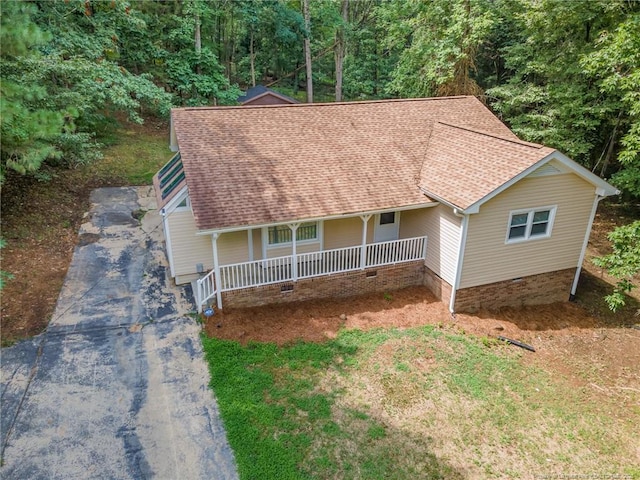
[195,209,431,311]
[196,236,427,311]
[194,230,427,312]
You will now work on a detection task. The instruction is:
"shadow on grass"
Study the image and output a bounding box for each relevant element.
[202,335,465,480]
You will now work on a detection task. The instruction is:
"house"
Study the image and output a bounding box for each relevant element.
[154,96,619,314]
[237,85,300,106]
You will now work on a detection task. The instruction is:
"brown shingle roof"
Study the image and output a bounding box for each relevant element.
[170,96,542,231]
[418,122,555,210]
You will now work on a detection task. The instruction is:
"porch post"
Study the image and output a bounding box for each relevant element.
[289,223,300,281]
[247,228,254,262]
[211,233,223,310]
[360,214,372,269]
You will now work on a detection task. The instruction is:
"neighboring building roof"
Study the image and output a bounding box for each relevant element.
[237,85,299,105]
[165,96,615,232]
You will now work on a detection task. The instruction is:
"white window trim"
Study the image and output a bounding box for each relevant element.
[505,205,557,244]
[174,195,191,212]
[263,221,323,249]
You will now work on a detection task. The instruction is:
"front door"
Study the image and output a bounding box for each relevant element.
[373,211,400,242]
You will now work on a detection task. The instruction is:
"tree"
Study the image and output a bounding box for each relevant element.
[1,0,174,182]
[302,0,313,102]
[334,0,348,102]
[337,1,393,100]
[0,1,64,181]
[582,12,640,199]
[593,221,640,312]
[487,1,630,170]
[380,0,495,98]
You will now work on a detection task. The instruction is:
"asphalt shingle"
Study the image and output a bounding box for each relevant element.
[419,122,555,209]
[168,96,551,231]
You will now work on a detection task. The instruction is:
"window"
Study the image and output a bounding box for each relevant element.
[379,212,395,225]
[267,222,318,245]
[506,206,556,243]
[157,152,184,200]
[176,196,190,210]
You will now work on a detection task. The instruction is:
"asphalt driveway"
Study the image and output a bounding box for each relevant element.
[0,187,238,479]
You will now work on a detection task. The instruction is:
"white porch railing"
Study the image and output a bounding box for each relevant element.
[298,244,361,279]
[196,269,217,311]
[196,236,427,311]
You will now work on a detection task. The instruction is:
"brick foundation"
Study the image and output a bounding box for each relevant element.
[221,262,425,309]
[453,268,576,313]
[423,268,453,307]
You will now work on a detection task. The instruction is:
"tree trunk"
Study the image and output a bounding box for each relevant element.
[334,0,348,102]
[195,12,202,75]
[303,0,313,103]
[250,29,256,87]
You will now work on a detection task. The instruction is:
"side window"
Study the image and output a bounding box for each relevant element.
[507,207,556,243]
[175,196,190,211]
[267,222,318,246]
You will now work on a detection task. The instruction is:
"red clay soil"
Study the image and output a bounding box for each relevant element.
[203,285,630,346]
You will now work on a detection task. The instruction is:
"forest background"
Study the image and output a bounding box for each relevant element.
[1,0,639,308]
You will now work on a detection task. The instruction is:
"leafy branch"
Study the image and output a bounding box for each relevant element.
[592,220,640,311]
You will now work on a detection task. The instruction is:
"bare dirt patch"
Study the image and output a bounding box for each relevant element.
[204,285,635,347]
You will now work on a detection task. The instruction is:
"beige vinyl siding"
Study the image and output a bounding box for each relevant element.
[324,217,363,249]
[217,231,250,265]
[167,211,213,277]
[267,242,321,258]
[399,208,430,239]
[423,205,461,285]
[460,173,595,289]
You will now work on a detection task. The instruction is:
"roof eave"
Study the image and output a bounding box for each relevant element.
[463,151,620,214]
[417,188,472,213]
[193,201,440,235]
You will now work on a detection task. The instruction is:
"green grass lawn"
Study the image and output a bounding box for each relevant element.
[203,326,640,480]
[87,126,173,185]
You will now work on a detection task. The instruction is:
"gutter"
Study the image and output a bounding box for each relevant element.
[195,201,440,236]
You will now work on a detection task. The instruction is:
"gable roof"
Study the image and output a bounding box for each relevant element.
[418,122,556,210]
[237,85,299,105]
[165,96,617,232]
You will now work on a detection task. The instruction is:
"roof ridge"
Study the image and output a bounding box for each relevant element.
[436,121,546,149]
[177,96,476,112]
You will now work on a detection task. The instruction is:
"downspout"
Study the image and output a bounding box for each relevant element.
[570,192,604,300]
[211,233,223,310]
[449,209,470,314]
